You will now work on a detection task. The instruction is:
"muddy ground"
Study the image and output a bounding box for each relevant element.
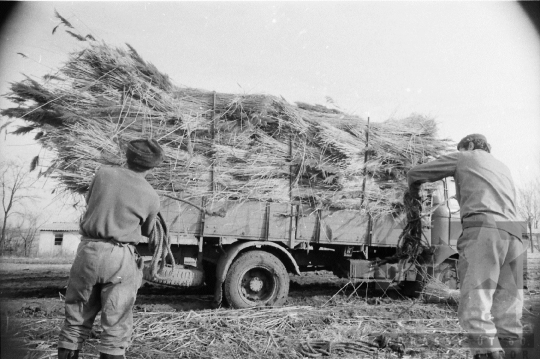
[0,254,539,358]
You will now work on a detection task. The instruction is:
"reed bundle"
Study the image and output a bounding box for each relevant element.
[2,41,451,217]
[422,279,460,304]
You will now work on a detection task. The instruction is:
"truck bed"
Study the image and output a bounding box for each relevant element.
[157,197,408,247]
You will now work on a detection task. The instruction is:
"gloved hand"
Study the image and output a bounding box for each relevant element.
[408,185,421,201]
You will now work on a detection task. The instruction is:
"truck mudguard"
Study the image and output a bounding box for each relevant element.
[431,245,458,268]
[213,241,301,306]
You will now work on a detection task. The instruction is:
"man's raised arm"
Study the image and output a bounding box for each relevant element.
[407,152,459,197]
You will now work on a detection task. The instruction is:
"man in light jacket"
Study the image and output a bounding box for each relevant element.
[407,134,526,359]
[58,139,163,359]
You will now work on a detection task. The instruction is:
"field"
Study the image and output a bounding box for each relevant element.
[1,253,539,359]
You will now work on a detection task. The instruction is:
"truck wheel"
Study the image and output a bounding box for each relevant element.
[436,261,459,290]
[224,250,289,309]
[143,264,205,287]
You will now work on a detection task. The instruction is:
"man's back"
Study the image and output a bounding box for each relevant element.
[79,166,160,243]
[455,150,518,223]
[407,134,527,359]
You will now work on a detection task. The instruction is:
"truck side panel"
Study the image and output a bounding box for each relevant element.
[160,197,201,240]
[159,198,407,246]
[204,202,292,240]
[371,216,405,246]
[205,201,266,238]
[295,205,317,242]
[318,210,369,244]
[296,207,373,245]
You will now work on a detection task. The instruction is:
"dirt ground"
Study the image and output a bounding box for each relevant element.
[1,254,539,358]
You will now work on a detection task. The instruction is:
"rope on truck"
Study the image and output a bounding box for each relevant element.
[147,212,176,279]
[397,192,457,271]
[146,193,227,280]
[370,191,431,269]
[396,191,429,261]
[398,191,456,260]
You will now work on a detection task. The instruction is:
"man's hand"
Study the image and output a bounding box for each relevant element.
[408,186,422,201]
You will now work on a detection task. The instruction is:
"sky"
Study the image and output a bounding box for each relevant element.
[0,1,539,224]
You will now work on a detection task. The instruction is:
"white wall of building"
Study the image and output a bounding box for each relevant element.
[38,231,80,257]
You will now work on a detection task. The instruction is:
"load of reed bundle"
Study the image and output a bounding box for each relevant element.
[2,41,451,218]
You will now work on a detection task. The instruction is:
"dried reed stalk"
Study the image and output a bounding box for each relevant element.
[9,299,467,359]
[423,279,460,304]
[2,41,452,218]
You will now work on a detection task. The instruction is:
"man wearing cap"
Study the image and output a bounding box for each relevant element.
[407,134,526,359]
[58,139,164,359]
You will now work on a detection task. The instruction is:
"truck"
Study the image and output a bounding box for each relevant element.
[136,177,525,309]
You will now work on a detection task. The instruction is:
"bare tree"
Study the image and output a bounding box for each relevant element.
[14,212,43,257]
[0,160,39,254]
[0,226,18,255]
[517,178,540,252]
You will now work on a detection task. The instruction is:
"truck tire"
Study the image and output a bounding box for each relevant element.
[224,250,289,309]
[143,264,204,287]
[436,260,459,290]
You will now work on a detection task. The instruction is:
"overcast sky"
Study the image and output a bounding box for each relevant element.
[1,2,539,222]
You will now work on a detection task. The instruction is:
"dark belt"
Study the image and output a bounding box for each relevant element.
[80,236,137,246]
[461,215,523,240]
[81,236,143,269]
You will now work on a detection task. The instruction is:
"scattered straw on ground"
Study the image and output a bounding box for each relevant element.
[2,296,470,359]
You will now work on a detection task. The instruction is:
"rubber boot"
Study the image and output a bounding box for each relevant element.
[99,353,125,359]
[58,348,80,359]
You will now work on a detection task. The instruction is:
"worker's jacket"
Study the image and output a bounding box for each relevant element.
[79,166,160,244]
[407,150,522,239]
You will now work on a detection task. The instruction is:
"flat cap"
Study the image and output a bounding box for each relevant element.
[126,138,164,169]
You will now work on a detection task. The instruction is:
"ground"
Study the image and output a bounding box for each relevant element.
[0,253,539,359]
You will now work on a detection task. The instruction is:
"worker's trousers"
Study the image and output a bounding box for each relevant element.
[58,240,143,356]
[457,226,525,357]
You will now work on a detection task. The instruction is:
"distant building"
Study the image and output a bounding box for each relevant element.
[38,222,81,257]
